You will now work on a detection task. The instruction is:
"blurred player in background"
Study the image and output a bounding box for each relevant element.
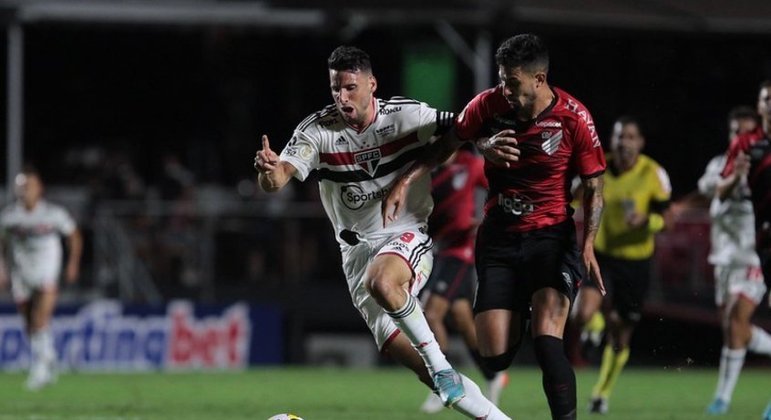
[571,116,671,414]
[0,167,82,390]
[385,33,607,420]
[254,45,509,419]
[419,147,509,413]
[698,105,771,415]
[719,81,771,420]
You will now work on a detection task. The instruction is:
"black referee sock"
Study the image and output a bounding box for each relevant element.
[470,350,499,381]
[534,335,577,420]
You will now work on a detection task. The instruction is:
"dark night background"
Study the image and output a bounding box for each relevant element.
[3,23,770,196]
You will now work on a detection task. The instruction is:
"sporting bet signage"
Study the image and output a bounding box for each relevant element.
[0,300,283,370]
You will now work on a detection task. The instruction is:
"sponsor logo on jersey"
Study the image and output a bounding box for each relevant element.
[319,118,337,128]
[341,184,391,210]
[566,98,600,148]
[452,171,469,190]
[379,106,402,116]
[375,124,395,137]
[334,136,348,146]
[541,130,564,155]
[536,120,562,128]
[354,148,382,176]
[498,193,535,216]
[385,240,409,254]
[493,115,518,126]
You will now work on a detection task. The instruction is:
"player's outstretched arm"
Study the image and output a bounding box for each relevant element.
[381,130,464,226]
[255,134,297,193]
[65,228,83,284]
[581,174,606,295]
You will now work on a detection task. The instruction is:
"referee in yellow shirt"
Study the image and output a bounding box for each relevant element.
[572,116,672,414]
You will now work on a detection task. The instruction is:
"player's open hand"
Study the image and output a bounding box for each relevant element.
[476,130,520,168]
[382,177,409,227]
[582,246,606,296]
[254,135,279,173]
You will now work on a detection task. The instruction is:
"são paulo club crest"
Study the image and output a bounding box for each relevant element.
[354,148,382,176]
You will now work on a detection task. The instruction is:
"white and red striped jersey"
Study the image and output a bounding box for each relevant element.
[280,97,454,245]
[0,200,76,282]
[698,154,760,266]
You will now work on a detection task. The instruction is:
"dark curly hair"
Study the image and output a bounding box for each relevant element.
[327,46,372,73]
[495,34,549,74]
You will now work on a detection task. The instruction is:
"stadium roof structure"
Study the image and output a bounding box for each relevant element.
[2,0,770,196]
[0,0,770,32]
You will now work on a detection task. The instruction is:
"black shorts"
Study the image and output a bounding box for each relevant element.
[423,254,477,302]
[474,218,583,314]
[583,252,651,323]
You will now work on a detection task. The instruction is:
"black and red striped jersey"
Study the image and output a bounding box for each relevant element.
[455,85,606,232]
[722,126,771,249]
[429,150,487,263]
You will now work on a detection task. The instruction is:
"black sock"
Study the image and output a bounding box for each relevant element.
[533,335,576,420]
[471,350,498,381]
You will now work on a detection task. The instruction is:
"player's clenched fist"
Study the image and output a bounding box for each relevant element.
[476,129,520,168]
[254,135,279,173]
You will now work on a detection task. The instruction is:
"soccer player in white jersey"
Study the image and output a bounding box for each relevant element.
[0,167,83,390]
[698,106,771,415]
[254,46,509,419]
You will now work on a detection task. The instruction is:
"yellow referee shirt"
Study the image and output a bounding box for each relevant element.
[595,154,671,260]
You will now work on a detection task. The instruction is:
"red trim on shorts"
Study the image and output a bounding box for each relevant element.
[445,262,469,298]
[381,329,401,354]
[378,251,417,290]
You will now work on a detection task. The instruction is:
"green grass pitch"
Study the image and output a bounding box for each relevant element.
[0,367,768,419]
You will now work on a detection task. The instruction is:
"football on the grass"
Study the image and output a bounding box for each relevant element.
[268,414,304,420]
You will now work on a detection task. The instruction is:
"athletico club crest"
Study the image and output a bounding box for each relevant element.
[354,148,382,176]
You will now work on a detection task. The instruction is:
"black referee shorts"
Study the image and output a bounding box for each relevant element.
[583,252,651,323]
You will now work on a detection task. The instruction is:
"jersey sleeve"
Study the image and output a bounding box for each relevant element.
[571,115,606,178]
[278,129,320,182]
[454,93,488,141]
[54,206,76,235]
[697,155,725,197]
[651,164,672,203]
[416,102,454,145]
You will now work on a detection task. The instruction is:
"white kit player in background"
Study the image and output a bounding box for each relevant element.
[698,107,771,415]
[0,168,83,390]
[254,46,510,419]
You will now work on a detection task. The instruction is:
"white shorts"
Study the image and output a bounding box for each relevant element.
[11,271,59,303]
[340,226,433,350]
[714,264,767,306]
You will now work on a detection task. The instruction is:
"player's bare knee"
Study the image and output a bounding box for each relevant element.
[365,272,406,310]
[424,307,444,325]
